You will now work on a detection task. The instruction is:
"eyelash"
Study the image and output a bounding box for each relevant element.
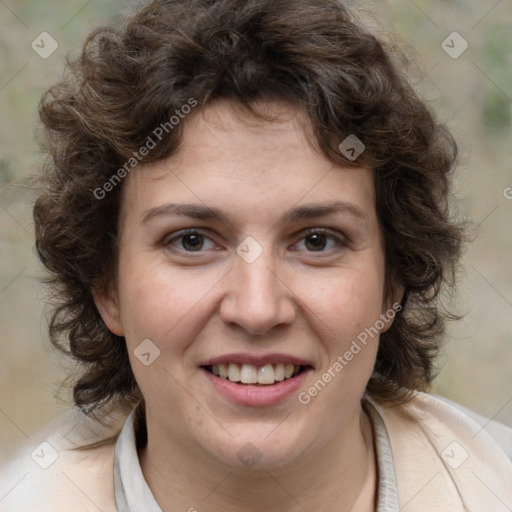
[163,228,348,255]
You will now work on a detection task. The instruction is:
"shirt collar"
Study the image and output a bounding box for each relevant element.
[114,410,161,512]
[114,400,400,511]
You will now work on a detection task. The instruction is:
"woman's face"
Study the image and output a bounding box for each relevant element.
[98,100,398,469]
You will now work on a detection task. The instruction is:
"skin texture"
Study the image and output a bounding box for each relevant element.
[95,100,401,511]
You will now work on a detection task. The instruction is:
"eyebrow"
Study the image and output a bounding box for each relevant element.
[141,200,367,225]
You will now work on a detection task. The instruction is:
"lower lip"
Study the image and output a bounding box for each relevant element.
[201,368,311,406]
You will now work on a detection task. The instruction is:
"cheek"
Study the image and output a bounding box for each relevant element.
[116,259,214,410]
[297,259,385,395]
[116,254,221,349]
[303,264,385,342]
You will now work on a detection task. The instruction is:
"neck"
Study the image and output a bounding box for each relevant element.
[139,404,376,512]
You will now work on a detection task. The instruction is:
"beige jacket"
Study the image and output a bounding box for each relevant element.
[1,392,511,511]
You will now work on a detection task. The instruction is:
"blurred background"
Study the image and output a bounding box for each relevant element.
[0,0,511,460]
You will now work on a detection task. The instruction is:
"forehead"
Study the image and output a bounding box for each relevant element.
[149,100,324,176]
[121,100,376,226]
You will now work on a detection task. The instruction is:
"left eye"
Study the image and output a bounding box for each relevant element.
[166,231,217,252]
[293,230,342,252]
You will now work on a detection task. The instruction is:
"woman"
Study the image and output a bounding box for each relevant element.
[1,0,511,510]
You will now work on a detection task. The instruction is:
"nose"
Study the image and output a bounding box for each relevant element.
[219,252,296,336]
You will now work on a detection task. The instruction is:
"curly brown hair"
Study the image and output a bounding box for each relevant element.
[33,0,464,417]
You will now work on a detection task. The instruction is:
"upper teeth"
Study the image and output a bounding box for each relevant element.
[210,363,299,385]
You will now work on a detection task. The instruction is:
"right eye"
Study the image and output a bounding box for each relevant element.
[164,230,218,253]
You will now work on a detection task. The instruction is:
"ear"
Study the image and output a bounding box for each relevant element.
[379,281,404,334]
[92,282,125,336]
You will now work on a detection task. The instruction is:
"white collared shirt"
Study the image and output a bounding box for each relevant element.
[1,394,510,511]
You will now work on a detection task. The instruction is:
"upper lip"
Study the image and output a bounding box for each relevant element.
[200,353,314,368]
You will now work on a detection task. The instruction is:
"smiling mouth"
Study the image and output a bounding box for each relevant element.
[203,363,310,386]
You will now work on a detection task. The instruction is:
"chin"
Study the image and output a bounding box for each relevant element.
[202,419,312,471]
